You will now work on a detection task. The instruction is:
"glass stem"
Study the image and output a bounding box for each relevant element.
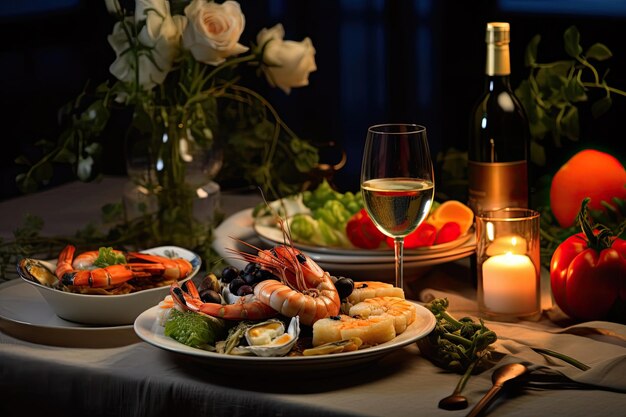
[394,237,405,290]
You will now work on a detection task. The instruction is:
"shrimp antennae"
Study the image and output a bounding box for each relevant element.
[257,187,297,248]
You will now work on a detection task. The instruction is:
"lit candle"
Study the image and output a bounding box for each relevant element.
[482,252,537,314]
[486,234,528,256]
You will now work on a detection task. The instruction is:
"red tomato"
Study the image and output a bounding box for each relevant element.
[550,198,626,322]
[434,222,462,245]
[346,209,386,249]
[386,223,438,249]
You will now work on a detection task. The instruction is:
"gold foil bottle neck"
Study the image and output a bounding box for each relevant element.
[485,22,510,76]
[486,22,510,45]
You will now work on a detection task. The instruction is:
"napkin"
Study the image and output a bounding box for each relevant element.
[419,288,626,393]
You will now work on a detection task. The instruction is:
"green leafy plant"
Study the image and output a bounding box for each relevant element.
[16,0,319,199]
[515,25,626,166]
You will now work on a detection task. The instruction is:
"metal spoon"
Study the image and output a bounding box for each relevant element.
[465,363,527,417]
[438,356,484,410]
[438,382,469,410]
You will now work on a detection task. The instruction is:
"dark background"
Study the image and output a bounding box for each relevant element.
[2,0,626,202]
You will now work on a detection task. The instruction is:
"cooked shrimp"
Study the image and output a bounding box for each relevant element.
[170,280,278,320]
[56,245,193,288]
[71,249,123,270]
[56,245,137,288]
[236,245,341,326]
[127,252,193,281]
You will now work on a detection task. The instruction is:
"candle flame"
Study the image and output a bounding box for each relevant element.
[486,221,495,241]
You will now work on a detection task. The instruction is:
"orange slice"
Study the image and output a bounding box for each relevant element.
[427,200,474,235]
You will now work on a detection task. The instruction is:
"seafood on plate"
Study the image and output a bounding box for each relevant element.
[171,280,278,320]
[242,317,301,357]
[348,296,417,334]
[171,244,341,326]
[163,254,420,356]
[312,296,418,347]
[347,281,405,304]
[160,210,420,357]
[18,244,194,295]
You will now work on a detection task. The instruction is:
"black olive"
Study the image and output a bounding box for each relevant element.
[254,268,275,282]
[244,262,260,275]
[334,277,355,300]
[228,277,246,295]
[236,284,254,296]
[241,272,257,285]
[221,266,239,283]
[198,288,221,304]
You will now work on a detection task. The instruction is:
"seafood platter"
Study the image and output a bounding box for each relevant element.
[16,245,201,325]
[134,222,437,370]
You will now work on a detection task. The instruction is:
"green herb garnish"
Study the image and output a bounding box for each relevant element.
[93,247,127,268]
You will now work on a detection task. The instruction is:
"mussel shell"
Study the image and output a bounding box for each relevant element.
[243,316,300,357]
[17,258,59,287]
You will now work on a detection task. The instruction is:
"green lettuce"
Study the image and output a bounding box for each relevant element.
[164,309,226,348]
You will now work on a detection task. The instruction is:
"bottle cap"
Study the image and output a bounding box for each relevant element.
[486,22,510,44]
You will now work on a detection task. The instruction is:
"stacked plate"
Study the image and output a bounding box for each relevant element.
[213,208,476,281]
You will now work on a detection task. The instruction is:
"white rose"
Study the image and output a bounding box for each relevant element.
[108,1,184,90]
[257,24,317,94]
[182,0,248,66]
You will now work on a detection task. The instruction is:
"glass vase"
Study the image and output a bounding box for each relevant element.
[123,107,223,250]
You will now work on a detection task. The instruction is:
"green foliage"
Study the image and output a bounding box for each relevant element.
[537,196,626,270]
[215,85,319,198]
[515,25,626,163]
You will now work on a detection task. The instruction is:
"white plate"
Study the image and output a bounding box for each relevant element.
[0,279,139,347]
[17,246,201,326]
[303,237,475,264]
[213,208,475,281]
[254,215,474,257]
[133,301,436,372]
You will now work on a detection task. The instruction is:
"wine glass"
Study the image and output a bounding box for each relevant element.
[360,124,435,291]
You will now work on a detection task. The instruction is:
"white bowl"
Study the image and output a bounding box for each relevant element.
[17,246,201,326]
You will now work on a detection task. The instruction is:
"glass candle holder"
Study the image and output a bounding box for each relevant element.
[476,208,541,321]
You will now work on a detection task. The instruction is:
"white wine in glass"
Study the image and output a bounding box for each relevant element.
[361,124,435,291]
